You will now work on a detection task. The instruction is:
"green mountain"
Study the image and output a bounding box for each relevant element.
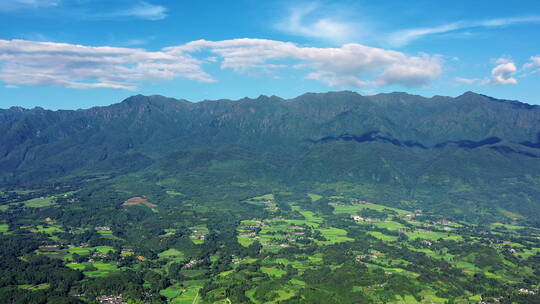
[2,91,540,224]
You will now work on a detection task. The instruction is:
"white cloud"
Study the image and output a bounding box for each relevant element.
[276,3,360,43]
[110,1,167,21]
[456,58,519,86]
[0,38,443,90]
[490,61,518,85]
[0,39,213,90]
[168,38,443,89]
[388,16,540,47]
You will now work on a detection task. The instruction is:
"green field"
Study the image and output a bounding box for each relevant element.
[260,266,287,278]
[368,231,398,241]
[160,281,203,304]
[159,248,185,261]
[66,261,120,278]
[23,197,55,208]
[66,245,115,255]
[97,229,122,240]
[333,202,408,216]
[18,283,50,291]
[0,224,8,234]
[317,227,354,245]
[31,225,64,234]
[307,193,323,202]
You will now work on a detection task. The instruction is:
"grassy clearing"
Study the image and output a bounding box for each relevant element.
[24,197,55,208]
[407,231,462,242]
[84,261,119,278]
[249,194,275,201]
[0,224,8,234]
[66,245,115,255]
[31,225,64,234]
[298,210,324,225]
[368,231,397,242]
[97,230,122,240]
[307,193,322,202]
[160,281,203,304]
[159,248,185,261]
[67,261,120,277]
[18,283,50,291]
[491,222,524,230]
[260,266,287,278]
[371,221,407,231]
[0,205,8,211]
[333,202,408,216]
[317,227,354,245]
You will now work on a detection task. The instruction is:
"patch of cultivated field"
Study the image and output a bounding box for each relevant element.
[159,248,185,261]
[66,261,120,278]
[368,231,398,242]
[0,223,8,233]
[317,227,354,245]
[18,283,50,291]
[97,229,123,240]
[307,193,322,202]
[260,266,287,278]
[406,230,462,241]
[24,197,55,208]
[160,281,203,304]
[31,224,64,234]
[66,245,115,255]
[333,202,408,216]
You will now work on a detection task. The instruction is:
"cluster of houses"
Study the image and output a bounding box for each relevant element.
[191,229,207,241]
[96,294,126,304]
[184,259,202,269]
[518,288,537,295]
[96,226,111,231]
[355,253,382,261]
[261,200,279,212]
[351,215,380,223]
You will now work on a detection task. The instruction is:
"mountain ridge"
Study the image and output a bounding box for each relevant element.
[2,90,540,225]
[3,91,537,112]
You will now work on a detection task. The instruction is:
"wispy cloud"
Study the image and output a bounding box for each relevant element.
[0,0,168,21]
[276,3,362,43]
[523,56,540,75]
[275,3,540,48]
[109,1,167,21]
[388,16,540,47]
[0,38,443,91]
[0,0,60,11]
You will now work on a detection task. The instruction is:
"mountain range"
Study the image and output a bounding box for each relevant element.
[2,91,540,225]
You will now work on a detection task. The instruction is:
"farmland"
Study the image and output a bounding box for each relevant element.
[2,186,540,304]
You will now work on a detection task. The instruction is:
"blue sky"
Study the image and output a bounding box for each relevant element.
[0,0,539,109]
